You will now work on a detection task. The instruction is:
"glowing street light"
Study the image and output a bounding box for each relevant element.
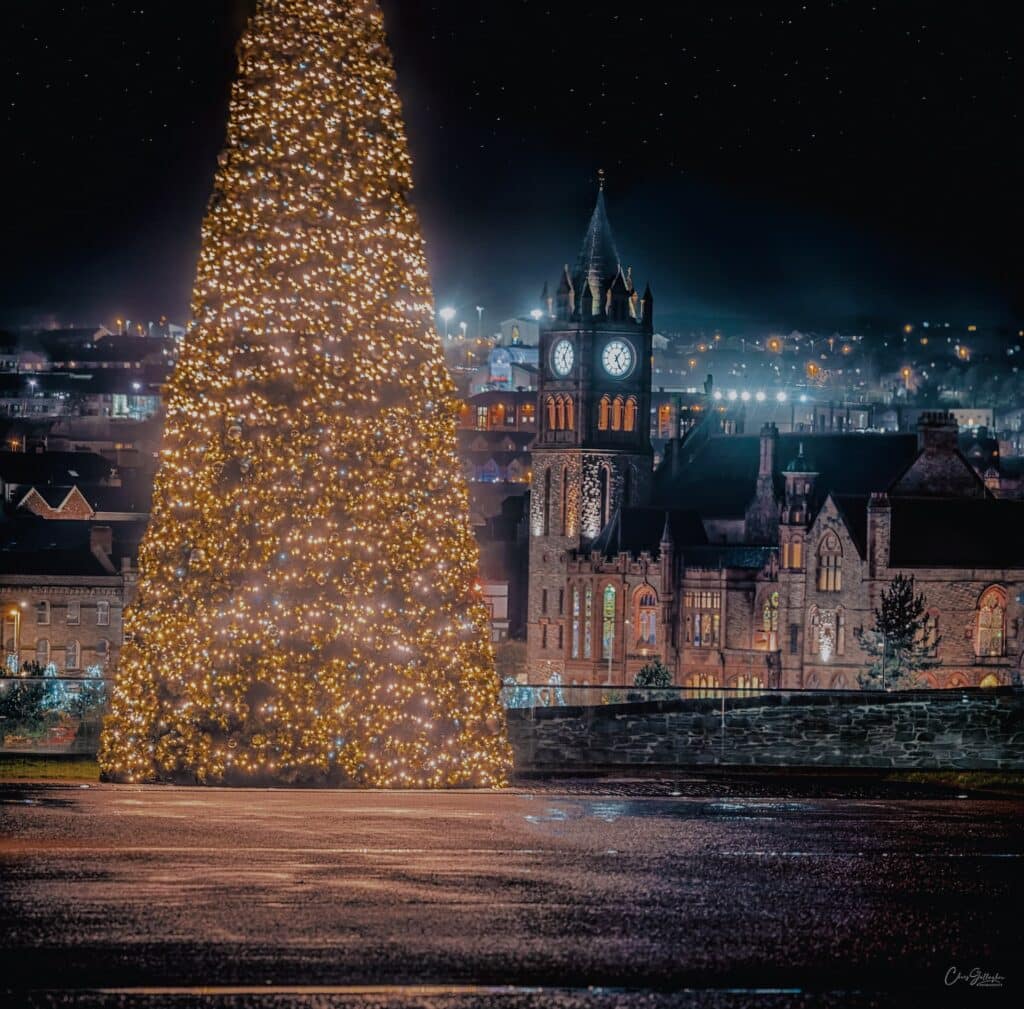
[755,390,766,402]
[529,309,543,321]
[439,306,456,340]
[776,391,787,402]
[475,305,484,339]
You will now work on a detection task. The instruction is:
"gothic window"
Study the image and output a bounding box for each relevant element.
[564,396,575,431]
[611,396,624,431]
[584,584,593,658]
[36,601,50,626]
[555,396,565,431]
[636,588,658,648]
[571,586,580,659]
[624,396,637,432]
[36,638,49,666]
[781,542,790,569]
[757,591,780,650]
[602,585,616,659]
[65,640,80,671]
[976,586,1006,657]
[791,538,803,569]
[817,532,842,592]
[737,674,764,692]
[685,673,720,699]
[546,395,556,431]
[684,590,721,648]
[598,395,610,431]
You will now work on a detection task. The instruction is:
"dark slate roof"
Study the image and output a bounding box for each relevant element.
[574,189,621,305]
[0,451,115,486]
[0,519,143,576]
[681,545,775,570]
[832,495,870,557]
[589,507,707,558]
[888,498,1024,568]
[653,432,920,519]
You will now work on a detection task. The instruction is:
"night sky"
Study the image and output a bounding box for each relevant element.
[1,1,1018,333]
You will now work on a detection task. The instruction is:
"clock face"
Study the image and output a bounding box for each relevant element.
[602,339,635,377]
[551,339,575,377]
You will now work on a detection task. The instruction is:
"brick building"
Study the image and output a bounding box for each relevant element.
[0,521,140,677]
[526,188,1024,689]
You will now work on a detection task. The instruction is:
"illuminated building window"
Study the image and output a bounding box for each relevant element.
[602,585,616,659]
[598,395,610,431]
[636,588,657,648]
[976,586,1006,657]
[584,584,593,658]
[756,591,779,650]
[817,532,842,592]
[624,396,637,432]
[571,586,580,659]
[791,539,803,569]
[611,395,624,431]
[683,590,721,648]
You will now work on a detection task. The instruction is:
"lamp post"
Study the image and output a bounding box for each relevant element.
[475,305,484,340]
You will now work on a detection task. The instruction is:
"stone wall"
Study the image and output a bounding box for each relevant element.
[507,688,1024,771]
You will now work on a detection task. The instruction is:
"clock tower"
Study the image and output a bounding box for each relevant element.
[526,175,654,680]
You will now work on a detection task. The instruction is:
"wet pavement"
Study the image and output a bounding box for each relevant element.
[1,782,1020,1007]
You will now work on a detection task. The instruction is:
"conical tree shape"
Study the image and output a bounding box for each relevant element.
[99,0,512,787]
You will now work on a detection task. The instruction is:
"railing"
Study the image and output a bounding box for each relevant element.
[0,675,112,755]
[499,682,1015,711]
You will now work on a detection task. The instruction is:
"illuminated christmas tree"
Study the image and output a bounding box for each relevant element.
[99,0,512,787]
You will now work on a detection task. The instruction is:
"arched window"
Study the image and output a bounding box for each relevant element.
[976,586,1006,657]
[555,396,565,431]
[817,532,842,592]
[35,601,50,626]
[36,638,49,666]
[65,640,80,671]
[598,395,610,431]
[571,586,580,659]
[737,674,763,693]
[564,396,575,431]
[636,588,658,647]
[584,584,593,658]
[546,395,557,431]
[792,538,803,570]
[96,601,110,626]
[979,673,1001,688]
[611,396,624,431]
[624,396,637,432]
[758,591,780,650]
[602,585,616,659]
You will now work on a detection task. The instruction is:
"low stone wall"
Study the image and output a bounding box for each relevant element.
[506,688,1024,771]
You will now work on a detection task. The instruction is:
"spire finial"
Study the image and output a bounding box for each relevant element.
[598,167,606,192]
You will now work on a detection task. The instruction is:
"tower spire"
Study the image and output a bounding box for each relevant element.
[575,171,621,315]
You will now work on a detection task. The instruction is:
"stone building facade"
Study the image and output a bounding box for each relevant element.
[0,522,140,678]
[541,413,1024,690]
[527,181,655,680]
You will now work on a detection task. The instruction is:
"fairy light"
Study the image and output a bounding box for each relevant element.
[98,0,512,788]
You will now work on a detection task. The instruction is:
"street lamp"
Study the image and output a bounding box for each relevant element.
[439,306,456,340]
[475,305,484,340]
[529,309,543,321]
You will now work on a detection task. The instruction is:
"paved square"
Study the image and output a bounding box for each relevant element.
[1,782,1020,1006]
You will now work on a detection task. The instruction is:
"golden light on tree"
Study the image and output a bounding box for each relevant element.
[99,0,512,787]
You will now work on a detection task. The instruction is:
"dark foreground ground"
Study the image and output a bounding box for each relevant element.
[1,779,1020,1008]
